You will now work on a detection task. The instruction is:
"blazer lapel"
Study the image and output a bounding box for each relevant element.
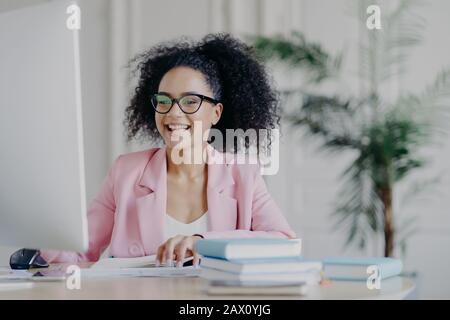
[136,147,167,255]
[135,145,238,254]
[206,147,238,231]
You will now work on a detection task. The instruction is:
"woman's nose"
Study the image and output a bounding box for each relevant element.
[168,101,184,116]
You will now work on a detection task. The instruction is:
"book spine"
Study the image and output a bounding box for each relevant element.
[201,268,320,285]
[380,260,403,279]
[195,240,227,259]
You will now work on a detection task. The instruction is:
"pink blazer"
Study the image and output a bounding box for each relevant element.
[41,146,296,263]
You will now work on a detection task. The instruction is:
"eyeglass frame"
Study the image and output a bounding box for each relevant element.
[151,92,221,114]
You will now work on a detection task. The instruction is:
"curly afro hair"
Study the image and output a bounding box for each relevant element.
[124,33,279,153]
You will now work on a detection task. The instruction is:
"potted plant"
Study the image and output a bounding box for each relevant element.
[252,0,450,257]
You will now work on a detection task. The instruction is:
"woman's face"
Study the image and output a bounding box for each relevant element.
[155,66,223,150]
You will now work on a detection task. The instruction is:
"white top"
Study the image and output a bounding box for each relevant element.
[165,212,208,239]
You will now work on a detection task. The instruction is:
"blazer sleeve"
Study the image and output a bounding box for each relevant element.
[40,157,119,263]
[198,165,296,240]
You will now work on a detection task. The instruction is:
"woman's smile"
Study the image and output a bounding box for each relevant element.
[165,123,192,133]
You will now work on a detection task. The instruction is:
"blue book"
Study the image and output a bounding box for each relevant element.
[201,256,322,274]
[322,257,403,281]
[195,238,302,260]
[201,267,321,285]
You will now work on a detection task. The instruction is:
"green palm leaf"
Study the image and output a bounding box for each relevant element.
[251,31,342,83]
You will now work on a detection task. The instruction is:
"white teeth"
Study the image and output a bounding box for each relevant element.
[167,124,189,130]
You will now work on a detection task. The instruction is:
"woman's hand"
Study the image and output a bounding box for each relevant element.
[156,235,202,268]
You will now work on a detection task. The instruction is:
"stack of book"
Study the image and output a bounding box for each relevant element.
[195,238,323,296]
[322,257,403,281]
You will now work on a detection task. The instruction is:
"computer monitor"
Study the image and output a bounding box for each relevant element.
[0,0,88,252]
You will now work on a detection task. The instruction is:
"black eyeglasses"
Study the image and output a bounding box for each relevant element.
[151,93,220,114]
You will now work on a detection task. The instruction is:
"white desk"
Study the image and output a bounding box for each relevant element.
[0,264,415,300]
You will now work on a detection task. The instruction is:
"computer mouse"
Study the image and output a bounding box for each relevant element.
[9,248,49,270]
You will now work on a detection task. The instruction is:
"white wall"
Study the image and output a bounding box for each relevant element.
[1,0,449,298]
[395,0,450,298]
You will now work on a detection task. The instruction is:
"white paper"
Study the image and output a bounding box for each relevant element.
[0,269,33,280]
[90,254,196,269]
[90,255,158,269]
[81,266,201,278]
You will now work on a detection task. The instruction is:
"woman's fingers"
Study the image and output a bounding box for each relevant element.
[156,244,165,266]
[164,237,179,266]
[156,236,176,266]
[192,252,201,268]
[156,235,200,267]
[174,240,189,267]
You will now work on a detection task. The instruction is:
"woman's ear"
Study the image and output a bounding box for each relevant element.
[212,103,223,125]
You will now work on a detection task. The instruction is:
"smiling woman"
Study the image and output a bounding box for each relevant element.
[152,66,223,153]
[38,33,296,267]
[125,33,280,153]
